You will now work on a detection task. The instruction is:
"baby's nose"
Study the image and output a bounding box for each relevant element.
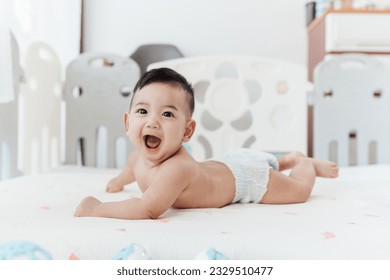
[146,117,159,129]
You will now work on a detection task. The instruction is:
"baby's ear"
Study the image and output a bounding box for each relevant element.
[182,119,196,142]
[123,112,130,134]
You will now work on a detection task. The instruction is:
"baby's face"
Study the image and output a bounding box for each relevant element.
[125,82,195,163]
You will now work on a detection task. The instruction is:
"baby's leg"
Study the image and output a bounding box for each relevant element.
[260,157,338,204]
[278,152,339,177]
[277,151,305,171]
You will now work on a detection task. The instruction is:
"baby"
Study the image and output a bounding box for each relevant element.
[74,67,338,220]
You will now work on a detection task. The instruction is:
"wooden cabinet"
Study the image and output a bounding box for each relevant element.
[308,9,390,81]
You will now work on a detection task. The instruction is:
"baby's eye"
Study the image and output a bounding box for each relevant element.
[136,108,147,114]
[162,111,173,118]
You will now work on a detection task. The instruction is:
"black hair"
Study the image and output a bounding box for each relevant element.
[130,67,195,116]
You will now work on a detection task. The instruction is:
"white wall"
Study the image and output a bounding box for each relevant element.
[1,0,81,76]
[83,0,309,66]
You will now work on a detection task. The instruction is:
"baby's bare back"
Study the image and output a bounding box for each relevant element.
[173,160,236,208]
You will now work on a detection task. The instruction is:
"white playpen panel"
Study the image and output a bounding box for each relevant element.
[64,53,140,168]
[0,100,18,180]
[313,54,390,166]
[19,42,62,174]
[0,32,22,180]
[149,56,309,160]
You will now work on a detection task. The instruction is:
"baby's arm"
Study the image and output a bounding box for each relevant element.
[75,160,190,219]
[74,196,154,219]
[106,152,138,192]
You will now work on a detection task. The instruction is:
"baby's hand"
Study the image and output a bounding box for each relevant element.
[74,196,102,217]
[105,177,124,193]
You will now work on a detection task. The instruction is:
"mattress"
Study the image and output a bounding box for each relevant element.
[0,164,389,260]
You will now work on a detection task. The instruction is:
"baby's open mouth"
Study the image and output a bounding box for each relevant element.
[144,135,161,149]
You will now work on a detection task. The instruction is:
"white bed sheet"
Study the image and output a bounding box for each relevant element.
[1,164,389,260]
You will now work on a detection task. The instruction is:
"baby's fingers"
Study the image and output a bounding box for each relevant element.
[106,183,123,193]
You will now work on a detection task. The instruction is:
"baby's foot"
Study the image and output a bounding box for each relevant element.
[309,158,339,178]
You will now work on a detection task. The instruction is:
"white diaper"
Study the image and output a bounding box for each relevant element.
[211,148,279,203]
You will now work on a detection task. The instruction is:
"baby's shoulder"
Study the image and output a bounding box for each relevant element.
[165,153,196,169]
[162,151,200,175]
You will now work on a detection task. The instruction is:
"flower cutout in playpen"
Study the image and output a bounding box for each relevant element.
[189,61,297,159]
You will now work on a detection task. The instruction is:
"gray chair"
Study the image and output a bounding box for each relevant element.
[0,33,22,180]
[64,53,140,168]
[313,54,390,166]
[130,44,183,74]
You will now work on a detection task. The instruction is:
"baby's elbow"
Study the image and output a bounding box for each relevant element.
[138,198,167,219]
[143,205,166,219]
[146,209,162,220]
